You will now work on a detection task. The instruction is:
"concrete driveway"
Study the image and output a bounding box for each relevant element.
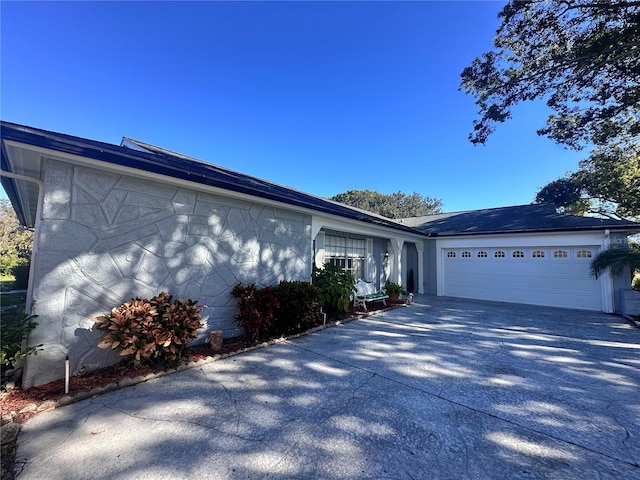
[15,296,640,479]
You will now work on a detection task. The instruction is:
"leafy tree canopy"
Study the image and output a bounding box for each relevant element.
[461,0,640,150]
[535,145,640,220]
[462,1,640,220]
[330,190,443,219]
[0,199,33,260]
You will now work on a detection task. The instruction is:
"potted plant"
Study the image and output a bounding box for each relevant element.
[384,281,407,303]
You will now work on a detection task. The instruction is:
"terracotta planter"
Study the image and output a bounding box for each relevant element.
[388,293,400,303]
[209,330,224,351]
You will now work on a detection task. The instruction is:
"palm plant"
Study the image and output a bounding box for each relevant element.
[590,243,640,286]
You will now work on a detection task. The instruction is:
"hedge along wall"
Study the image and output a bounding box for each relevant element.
[24,159,312,388]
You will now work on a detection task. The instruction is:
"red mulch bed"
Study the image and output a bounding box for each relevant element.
[0,334,265,424]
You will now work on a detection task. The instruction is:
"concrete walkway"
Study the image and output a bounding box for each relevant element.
[15,296,640,479]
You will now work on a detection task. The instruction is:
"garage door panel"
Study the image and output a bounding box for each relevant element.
[443,246,601,311]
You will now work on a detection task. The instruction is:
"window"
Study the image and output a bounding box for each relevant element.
[512,251,524,258]
[577,249,593,258]
[447,251,456,258]
[325,235,366,279]
[477,251,488,258]
[462,251,471,258]
[532,250,545,258]
[553,250,568,258]
[494,251,505,258]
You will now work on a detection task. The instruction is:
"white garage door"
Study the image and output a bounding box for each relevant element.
[442,246,602,311]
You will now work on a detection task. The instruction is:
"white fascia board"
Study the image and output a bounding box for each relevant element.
[7,140,426,241]
[311,214,426,243]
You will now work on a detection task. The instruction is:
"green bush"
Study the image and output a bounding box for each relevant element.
[94,292,203,365]
[11,263,30,290]
[633,273,640,292]
[231,283,280,340]
[0,306,40,367]
[0,254,20,277]
[231,281,323,340]
[383,281,407,296]
[311,263,355,314]
[274,280,322,335]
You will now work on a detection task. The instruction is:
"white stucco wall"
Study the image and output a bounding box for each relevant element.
[24,159,312,387]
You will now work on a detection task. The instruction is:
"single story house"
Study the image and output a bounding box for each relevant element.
[2,121,639,388]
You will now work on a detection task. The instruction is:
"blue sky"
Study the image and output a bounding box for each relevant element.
[1,1,585,213]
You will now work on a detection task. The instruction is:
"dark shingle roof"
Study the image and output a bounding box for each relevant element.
[1,121,421,234]
[402,204,640,236]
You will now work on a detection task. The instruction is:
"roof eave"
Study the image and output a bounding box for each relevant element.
[1,122,427,236]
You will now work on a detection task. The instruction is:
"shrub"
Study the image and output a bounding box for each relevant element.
[275,280,322,335]
[0,254,20,277]
[0,305,40,367]
[94,292,203,365]
[11,263,30,290]
[311,263,355,314]
[231,283,279,340]
[383,281,407,296]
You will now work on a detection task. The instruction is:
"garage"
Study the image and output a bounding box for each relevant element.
[400,204,640,313]
[442,245,603,311]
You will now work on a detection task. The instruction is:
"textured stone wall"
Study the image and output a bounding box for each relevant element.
[24,159,312,387]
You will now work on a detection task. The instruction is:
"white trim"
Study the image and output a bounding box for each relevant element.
[600,231,614,313]
[314,231,326,269]
[311,215,424,244]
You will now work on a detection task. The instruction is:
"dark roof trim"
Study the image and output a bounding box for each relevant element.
[1,121,423,235]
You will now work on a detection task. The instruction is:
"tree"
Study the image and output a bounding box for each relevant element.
[535,145,640,219]
[0,199,34,275]
[461,1,640,219]
[461,0,639,149]
[330,190,442,219]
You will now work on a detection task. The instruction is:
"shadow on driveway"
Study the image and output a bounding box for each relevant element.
[15,296,640,479]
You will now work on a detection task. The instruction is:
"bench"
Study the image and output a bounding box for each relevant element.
[351,281,388,311]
